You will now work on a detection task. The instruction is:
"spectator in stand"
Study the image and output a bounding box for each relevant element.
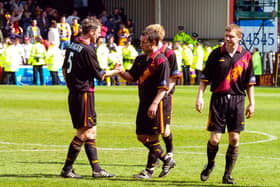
[119,8,127,26]
[20,10,32,32]
[126,18,135,41]
[100,10,109,26]
[48,20,60,47]
[105,15,115,40]
[26,19,41,44]
[11,21,23,39]
[0,2,7,31]
[10,0,25,12]
[117,23,130,47]
[3,12,13,38]
[22,36,32,64]
[98,17,108,39]
[70,17,81,42]
[37,10,50,39]
[66,9,80,25]
[111,8,121,39]
[57,16,71,50]
[11,8,23,23]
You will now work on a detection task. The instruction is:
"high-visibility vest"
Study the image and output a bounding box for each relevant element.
[3,45,24,72]
[182,45,193,66]
[122,45,138,70]
[252,51,262,76]
[191,45,204,71]
[46,45,63,71]
[96,44,109,70]
[173,32,191,44]
[108,50,122,69]
[28,42,46,66]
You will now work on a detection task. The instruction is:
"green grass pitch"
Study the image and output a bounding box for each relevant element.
[0,85,279,187]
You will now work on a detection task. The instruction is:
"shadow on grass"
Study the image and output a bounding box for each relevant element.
[17,161,145,167]
[0,174,261,187]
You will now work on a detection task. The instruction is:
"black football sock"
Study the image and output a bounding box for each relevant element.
[63,136,83,171]
[207,141,219,167]
[144,140,165,169]
[224,144,239,177]
[85,139,102,172]
[162,133,173,154]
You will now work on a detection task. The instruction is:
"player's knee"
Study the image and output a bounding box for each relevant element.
[77,127,96,141]
[137,135,159,144]
[229,132,240,146]
[209,138,220,146]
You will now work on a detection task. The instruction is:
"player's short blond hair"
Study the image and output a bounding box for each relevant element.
[225,24,242,38]
[144,24,165,41]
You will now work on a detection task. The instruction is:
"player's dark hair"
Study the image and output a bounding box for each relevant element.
[81,18,101,35]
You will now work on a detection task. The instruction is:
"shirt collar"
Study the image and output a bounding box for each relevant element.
[221,44,242,54]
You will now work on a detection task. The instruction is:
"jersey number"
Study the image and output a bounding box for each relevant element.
[67,52,74,74]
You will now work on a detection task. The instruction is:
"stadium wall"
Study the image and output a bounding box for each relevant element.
[101,0,229,40]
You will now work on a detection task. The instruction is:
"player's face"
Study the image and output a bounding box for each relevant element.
[140,35,152,54]
[224,30,241,49]
[90,26,101,43]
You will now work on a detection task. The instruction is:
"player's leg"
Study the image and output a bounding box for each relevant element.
[82,92,115,178]
[222,131,240,184]
[134,135,160,178]
[200,132,222,181]
[61,131,84,179]
[61,92,86,178]
[222,95,244,184]
[162,94,173,157]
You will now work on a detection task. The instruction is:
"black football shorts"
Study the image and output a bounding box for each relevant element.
[207,94,245,133]
[68,92,97,129]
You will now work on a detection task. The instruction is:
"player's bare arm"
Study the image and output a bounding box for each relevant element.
[245,85,255,119]
[148,88,167,119]
[196,81,208,113]
[167,78,176,95]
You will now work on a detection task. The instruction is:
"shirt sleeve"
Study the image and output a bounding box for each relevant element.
[128,55,144,81]
[167,51,181,79]
[155,57,170,90]
[85,48,105,81]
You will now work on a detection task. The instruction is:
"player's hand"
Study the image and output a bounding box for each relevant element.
[196,97,204,113]
[114,63,124,72]
[245,103,254,119]
[164,124,171,137]
[147,103,158,119]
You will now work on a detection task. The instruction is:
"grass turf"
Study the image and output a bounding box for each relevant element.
[0,85,279,187]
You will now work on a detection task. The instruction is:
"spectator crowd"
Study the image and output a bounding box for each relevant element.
[0,0,264,86]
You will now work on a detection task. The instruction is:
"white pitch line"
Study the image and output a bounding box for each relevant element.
[0,130,277,149]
